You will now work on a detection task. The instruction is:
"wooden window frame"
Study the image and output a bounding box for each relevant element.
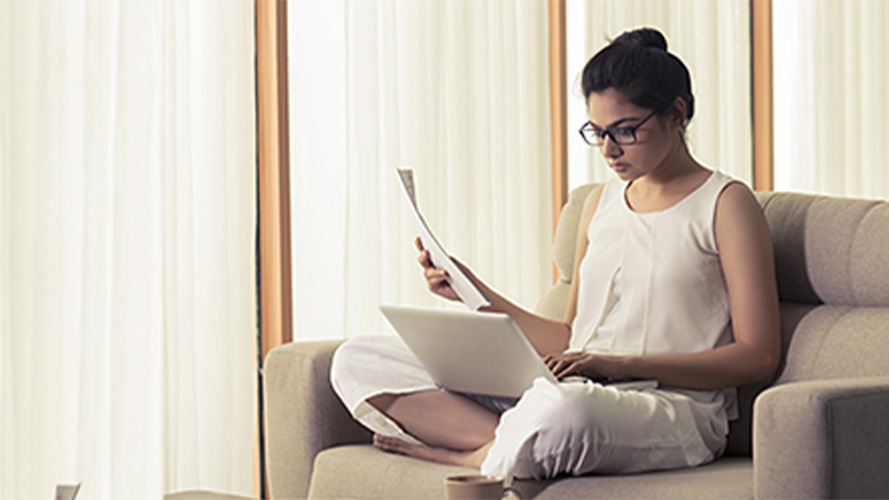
[255,0,292,498]
[752,0,774,191]
[549,0,569,232]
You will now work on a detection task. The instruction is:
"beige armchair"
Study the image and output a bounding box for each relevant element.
[265,185,889,499]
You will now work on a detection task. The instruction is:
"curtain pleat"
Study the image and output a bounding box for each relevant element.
[773,0,889,198]
[288,0,552,341]
[0,2,256,498]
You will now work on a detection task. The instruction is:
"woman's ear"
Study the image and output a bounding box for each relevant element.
[669,97,687,130]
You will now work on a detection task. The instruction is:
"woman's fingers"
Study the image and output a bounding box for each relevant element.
[545,352,595,379]
[416,238,430,265]
[550,362,575,379]
[416,241,438,273]
[425,269,450,288]
[415,236,461,301]
[545,354,571,378]
[417,249,430,268]
[558,361,582,379]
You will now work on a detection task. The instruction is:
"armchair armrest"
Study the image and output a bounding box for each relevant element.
[264,340,372,500]
[753,376,889,499]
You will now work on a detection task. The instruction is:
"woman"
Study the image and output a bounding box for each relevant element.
[331,27,780,481]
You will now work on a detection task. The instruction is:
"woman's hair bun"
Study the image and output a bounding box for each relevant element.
[581,26,695,122]
[613,28,668,52]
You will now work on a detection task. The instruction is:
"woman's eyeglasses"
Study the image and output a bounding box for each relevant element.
[578,109,659,146]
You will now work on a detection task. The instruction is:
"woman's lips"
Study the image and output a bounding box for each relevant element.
[611,162,629,173]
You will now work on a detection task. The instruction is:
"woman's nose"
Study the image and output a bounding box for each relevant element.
[600,134,623,158]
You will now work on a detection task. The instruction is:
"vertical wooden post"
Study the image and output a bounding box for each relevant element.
[255,0,292,497]
[548,0,568,282]
[752,0,774,191]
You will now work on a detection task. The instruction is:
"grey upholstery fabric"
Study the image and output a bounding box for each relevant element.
[308,446,477,499]
[753,377,889,499]
[804,197,888,306]
[755,192,821,304]
[777,307,889,383]
[850,203,889,306]
[725,302,818,457]
[264,340,370,499]
[309,445,753,500]
[265,188,889,499]
[535,184,595,322]
[550,183,596,285]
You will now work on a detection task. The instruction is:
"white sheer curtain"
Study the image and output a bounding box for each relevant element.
[0,1,255,498]
[773,0,889,199]
[566,0,752,189]
[289,0,552,340]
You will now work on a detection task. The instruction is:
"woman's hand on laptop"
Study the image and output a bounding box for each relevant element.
[544,351,627,381]
[416,237,462,302]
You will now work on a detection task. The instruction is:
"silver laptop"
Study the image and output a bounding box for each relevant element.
[379,304,558,397]
[379,304,659,397]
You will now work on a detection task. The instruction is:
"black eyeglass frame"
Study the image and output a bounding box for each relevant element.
[578,109,660,147]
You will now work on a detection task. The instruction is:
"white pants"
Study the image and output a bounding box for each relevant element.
[330,335,730,481]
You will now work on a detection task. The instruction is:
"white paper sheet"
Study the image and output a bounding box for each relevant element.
[396,168,490,310]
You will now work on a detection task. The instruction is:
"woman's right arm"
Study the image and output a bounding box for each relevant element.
[416,239,570,355]
[416,184,604,356]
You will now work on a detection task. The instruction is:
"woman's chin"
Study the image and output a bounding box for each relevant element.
[612,168,635,181]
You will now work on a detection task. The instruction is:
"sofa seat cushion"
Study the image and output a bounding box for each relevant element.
[308,445,476,499]
[307,445,753,499]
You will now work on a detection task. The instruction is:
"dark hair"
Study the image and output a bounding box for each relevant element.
[581,28,694,122]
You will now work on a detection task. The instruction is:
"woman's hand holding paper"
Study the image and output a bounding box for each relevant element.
[416,237,461,302]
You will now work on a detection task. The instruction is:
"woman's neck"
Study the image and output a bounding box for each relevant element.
[635,145,705,192]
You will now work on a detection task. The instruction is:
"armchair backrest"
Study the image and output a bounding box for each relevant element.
[534,183,596,321]
[757,191,889,383]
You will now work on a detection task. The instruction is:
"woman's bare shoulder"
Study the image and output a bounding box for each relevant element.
[715,182,763,225]
[714,181,771,254]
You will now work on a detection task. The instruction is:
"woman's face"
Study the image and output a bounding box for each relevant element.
[586,88,680,182]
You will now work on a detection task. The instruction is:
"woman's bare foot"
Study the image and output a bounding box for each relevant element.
[373,434,493,469]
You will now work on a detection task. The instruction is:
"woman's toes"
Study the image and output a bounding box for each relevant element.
[373,434,416,454]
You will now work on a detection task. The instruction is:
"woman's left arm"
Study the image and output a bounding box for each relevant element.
[548,183,781,390]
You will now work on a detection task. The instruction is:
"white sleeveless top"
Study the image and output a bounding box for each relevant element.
[571,171,736,358]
